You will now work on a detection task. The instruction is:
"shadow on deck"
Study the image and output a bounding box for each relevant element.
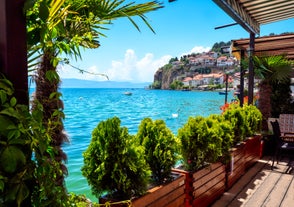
[211,156,294,207]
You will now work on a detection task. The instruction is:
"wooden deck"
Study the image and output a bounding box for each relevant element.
[211,156,294,207]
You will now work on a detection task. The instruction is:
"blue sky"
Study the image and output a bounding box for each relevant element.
[58,0,294,83]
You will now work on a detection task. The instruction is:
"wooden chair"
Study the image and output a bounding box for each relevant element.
[270,120,294,169]
[278,114,294,139]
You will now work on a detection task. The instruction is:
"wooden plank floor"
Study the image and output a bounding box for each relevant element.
[211,156,294,207]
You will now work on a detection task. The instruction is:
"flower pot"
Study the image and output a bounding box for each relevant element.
[244,134,262,170]
[131,171,186,207]
[226,142,245,190]
[174,162,226,207]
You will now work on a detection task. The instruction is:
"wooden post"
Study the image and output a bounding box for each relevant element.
[0,0,28,105]
[248,32,255,105]
[240,49,245,107]
[225,73,228,104]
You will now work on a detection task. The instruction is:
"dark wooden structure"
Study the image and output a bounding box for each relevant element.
[0,0,28,104]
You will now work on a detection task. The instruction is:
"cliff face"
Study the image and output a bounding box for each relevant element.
[153,66,185,89]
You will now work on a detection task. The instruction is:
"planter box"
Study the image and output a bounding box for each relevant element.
[174,162,226,207]
[244,134,262,170]
[226,142,245,189]
[99,172,185,207]
[131,172,186,207]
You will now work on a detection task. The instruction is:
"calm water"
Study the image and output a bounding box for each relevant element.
[39,88,233,200]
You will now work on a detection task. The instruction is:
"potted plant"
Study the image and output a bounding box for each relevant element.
[242,104,263,169]
[82,117,150,205]
[222,103,247,145]
[175,115,228,207]
[222,103,263,188]
[132,118,185,207]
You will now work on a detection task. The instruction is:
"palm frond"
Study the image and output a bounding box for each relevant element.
[253,55,292,83]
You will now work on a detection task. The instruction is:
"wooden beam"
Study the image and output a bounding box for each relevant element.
[0,0,28,105]
[213,0,260,34]
[248,32,255,105]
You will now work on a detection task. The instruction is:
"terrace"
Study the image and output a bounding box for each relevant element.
[212,155,294,207]
[211,2,294,205]
[1,1,294,206]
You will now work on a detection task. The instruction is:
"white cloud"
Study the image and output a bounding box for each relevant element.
[190,46,211,54]
[58,46,209,83]
[59,49,171,83]
[180,45,211,57]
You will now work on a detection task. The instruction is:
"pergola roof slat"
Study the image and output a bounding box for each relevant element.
[213,0,294,35]
[232,34,294,60]
[257,13,294,24]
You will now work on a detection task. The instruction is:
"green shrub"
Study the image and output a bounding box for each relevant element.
[242,104,262,136]
[67,193,91,207]
[208,114,234,163]
[82,117,150,201]
[137,118,179,185]
[177,116,224,172]
[222,104,247,144]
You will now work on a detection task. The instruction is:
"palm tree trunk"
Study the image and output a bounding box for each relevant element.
[33,49,68,193]
[258,81,272,131]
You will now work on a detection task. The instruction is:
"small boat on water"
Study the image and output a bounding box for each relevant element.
[123,91,132,96]
[218,91,228,95]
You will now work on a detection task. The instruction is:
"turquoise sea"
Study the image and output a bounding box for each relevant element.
[47,88,233,201]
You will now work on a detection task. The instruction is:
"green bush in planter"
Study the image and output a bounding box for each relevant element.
[177,116,223,172]
[82,117,151,200]
[222,104,248,144]
[242,104,262,136]
[137,118,179,185]
[208,114,234,163]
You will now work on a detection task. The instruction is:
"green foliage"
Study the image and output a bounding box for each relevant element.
[170,80,184,90]
[222,103,263,144]
[177,116,225,171]
[137,118,179,185]
[26,0,163,71]
[208,114,233,163]
[162,64,173,71]
[222,104,247,144]
[0,75,70,206]
[0,75,35,207]
[253,55,293,83]
[169,57,178,63]
[242,104,262,136]
[82,117,150,200]
[66,193,92,207]
[151,80,161,89]
[211,41,231,53]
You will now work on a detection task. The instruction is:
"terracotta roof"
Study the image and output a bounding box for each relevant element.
[231,33,294,60]
[183,77,193,82]
[213,0,294,34]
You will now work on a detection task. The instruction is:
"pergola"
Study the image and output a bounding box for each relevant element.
[213,0,294,104]
[231,33,294,61]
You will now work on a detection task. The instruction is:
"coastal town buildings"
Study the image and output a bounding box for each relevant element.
[174,51,239,89]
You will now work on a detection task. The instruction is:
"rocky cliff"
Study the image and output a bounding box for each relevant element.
[153,65,186,89]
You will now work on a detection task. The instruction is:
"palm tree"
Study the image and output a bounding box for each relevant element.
[253,55,293,131]
[26,0,162,204]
